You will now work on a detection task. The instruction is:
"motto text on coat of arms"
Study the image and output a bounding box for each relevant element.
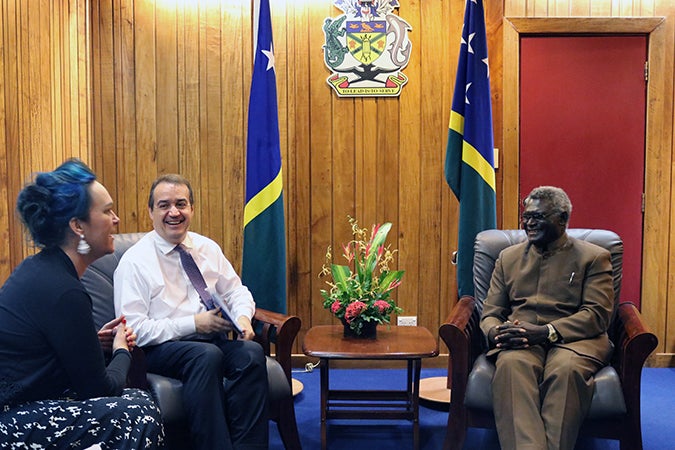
[323,0,412,97]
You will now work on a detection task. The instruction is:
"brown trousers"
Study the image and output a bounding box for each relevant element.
[492,345,604,450]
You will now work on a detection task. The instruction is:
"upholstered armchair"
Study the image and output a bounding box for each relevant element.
[439,229,658,450]
[82,233,302,450]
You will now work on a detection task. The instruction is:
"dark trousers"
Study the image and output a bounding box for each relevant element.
[144,337,268,450]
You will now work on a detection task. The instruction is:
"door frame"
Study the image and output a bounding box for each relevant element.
[502,17,671,365]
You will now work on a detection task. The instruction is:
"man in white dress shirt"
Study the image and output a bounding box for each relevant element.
[114,174,268,450]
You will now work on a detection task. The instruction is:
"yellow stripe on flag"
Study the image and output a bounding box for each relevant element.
[449,110,495,191]
[244,169,283,227]
[462,141,496,191]
[449,110,464,134]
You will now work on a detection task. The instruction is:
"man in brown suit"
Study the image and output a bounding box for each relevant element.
[480,186,614,450]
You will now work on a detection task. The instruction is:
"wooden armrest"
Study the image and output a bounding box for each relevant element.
[253,308,301,382]
[440,295,477,352]
[611,302,658,418]
[443,295,476,332]
[613,302,658,391]
[439,295,476,394]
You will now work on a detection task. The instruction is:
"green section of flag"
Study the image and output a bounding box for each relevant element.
[446,127,497,297]
[242,196,286,313]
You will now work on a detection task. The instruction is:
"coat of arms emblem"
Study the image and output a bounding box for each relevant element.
[323,0,412,97]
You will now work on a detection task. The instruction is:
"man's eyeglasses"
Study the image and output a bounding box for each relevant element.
[521,211,558,223]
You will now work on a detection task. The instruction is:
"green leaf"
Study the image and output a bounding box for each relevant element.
[330,264,352,291]
[369,222,392,252]
[380,269,404,290]
[363,222,392,277]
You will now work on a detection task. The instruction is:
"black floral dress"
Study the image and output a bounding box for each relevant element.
[0,388,164,449]
[0,248,164,448]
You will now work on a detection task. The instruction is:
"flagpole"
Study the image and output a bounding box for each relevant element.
[243,0,303,397]
[252,0,259,57]
[420,0,497,406]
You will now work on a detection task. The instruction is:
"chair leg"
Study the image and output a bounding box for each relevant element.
[619,422,642,450]
[444,406,468,450]
[444,426,468,450]
[275,397,302,450]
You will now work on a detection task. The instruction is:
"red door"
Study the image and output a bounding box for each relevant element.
[519,35,646,305]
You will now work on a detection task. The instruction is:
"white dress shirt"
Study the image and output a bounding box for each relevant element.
[114,231,255,346]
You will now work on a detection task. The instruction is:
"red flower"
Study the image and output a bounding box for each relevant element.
[373,300,390,314]
[385,279,402,292]
[345,301,367,323]
[331,300,342,314]
[370,223,380,241]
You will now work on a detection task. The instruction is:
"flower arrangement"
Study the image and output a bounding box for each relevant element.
[319,216,404,336]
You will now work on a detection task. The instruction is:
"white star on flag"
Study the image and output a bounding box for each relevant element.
[262,43,275,72]
[467,33,475,54]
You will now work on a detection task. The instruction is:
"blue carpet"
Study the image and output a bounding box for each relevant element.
[269,367,675,449]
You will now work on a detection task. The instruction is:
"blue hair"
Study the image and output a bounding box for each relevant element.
[16,158,97,248]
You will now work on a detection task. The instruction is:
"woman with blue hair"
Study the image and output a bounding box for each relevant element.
[0,159,164,449]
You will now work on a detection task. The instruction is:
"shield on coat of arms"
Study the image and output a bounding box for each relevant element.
[346,20,387,65]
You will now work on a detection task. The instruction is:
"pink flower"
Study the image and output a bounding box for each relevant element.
[345,301,367,323]
[385,279,402,292]
[331,300,342,314]
[374,300,390,314]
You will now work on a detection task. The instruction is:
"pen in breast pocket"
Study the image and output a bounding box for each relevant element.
[569,272,575,284]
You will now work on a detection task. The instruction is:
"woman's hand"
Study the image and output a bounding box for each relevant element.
[124,325,137,351]
[99,315,136,352]
[112,319,130,352]
[98,316,123,353]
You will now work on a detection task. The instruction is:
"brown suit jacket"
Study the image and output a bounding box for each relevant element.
[480,233,614,364]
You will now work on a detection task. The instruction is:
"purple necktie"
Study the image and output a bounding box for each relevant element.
[175,244,216,310]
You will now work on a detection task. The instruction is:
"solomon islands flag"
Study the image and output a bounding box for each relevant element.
[444,0,497,297]
[242,0,286,313]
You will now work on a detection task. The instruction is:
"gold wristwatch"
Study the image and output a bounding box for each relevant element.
[546,323,559,343]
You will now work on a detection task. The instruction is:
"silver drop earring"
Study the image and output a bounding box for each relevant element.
[77,234,91,255]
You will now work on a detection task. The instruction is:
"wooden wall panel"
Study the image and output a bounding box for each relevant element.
[1,0,673,365]
[397,0,422,325]
[0,0,9,281]
[287,0,312,346]
[652,0,675,367]
[0,0,91,278]
[179,2,201,232]
[134,0,158,232]
[417,0,447,335]
[308,0,336,339]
